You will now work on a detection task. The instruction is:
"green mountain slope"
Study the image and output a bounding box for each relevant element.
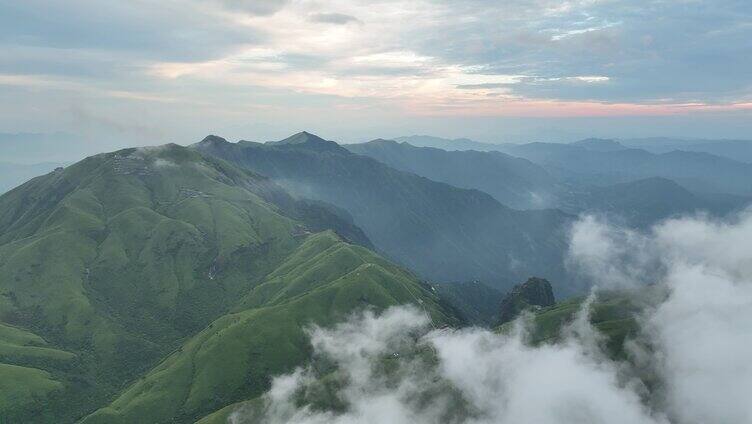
[0,143,454,422]
[194,132,572,292]
[0,144,306,421]
[498,289,656,359]
[82,231,455,423]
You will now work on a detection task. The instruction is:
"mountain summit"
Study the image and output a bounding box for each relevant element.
[266,131,344,152]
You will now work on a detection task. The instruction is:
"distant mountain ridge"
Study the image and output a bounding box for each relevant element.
[491,141,752,196]
[571,138,628,152]
[347,139,561,209]
[348,139,748,226]
[620,137,752,163]
[393,135,501,151]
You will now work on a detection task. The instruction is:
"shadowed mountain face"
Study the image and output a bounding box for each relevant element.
[194,133,574,292]
[498,277,556,324]
[0,143,455,422]
[433,281,504,326]
[346,139,561,209]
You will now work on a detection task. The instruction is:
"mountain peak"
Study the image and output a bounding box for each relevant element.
[196,134,231,147]
[267,131,343,152]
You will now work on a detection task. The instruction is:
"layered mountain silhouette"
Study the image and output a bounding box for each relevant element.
[492,141,752,196]
[351,137,749,226]
[347,139,561,209]
[194,132,573,291]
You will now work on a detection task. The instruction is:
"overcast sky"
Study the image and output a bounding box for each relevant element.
[1,0,751,146]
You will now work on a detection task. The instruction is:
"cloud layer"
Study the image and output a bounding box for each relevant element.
[1,0,751,143]
[231,210,752,423]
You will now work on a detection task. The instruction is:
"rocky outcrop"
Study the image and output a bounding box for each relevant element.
[498,277,555,324]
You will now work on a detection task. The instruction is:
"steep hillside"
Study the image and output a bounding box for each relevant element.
[194,132,573,292]
[347,139,561,209]
[82,231,455,423]
[0,144,397,421]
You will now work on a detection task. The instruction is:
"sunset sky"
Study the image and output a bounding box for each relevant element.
[1,0,751,146]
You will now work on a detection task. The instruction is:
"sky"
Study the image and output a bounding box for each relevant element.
[1,0,751,148]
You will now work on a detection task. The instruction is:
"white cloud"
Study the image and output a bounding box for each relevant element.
[231,210,752,424]
[569,211,752,423]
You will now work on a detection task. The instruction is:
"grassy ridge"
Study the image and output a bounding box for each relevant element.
[498,290,649,359]
[82,231,455,423]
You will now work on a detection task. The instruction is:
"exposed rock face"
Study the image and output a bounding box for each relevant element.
[498,277,555,324]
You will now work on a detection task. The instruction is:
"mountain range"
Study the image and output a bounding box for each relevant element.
[194,132,572,292]
[349,138,749,226]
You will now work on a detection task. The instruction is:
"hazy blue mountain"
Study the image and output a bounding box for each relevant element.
[0,162,64,194]
[392,135,501,151]
[492,142,752,196]
[571,138,628,152]
[558,177,749,227]
[620,137,752,163]
[347,140,747,226]
[346,139,562,209]
[194,132,573,292]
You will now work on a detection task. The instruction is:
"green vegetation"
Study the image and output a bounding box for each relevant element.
[82,231,454,423]
[499,290,650,359]
[0,144,455,422]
